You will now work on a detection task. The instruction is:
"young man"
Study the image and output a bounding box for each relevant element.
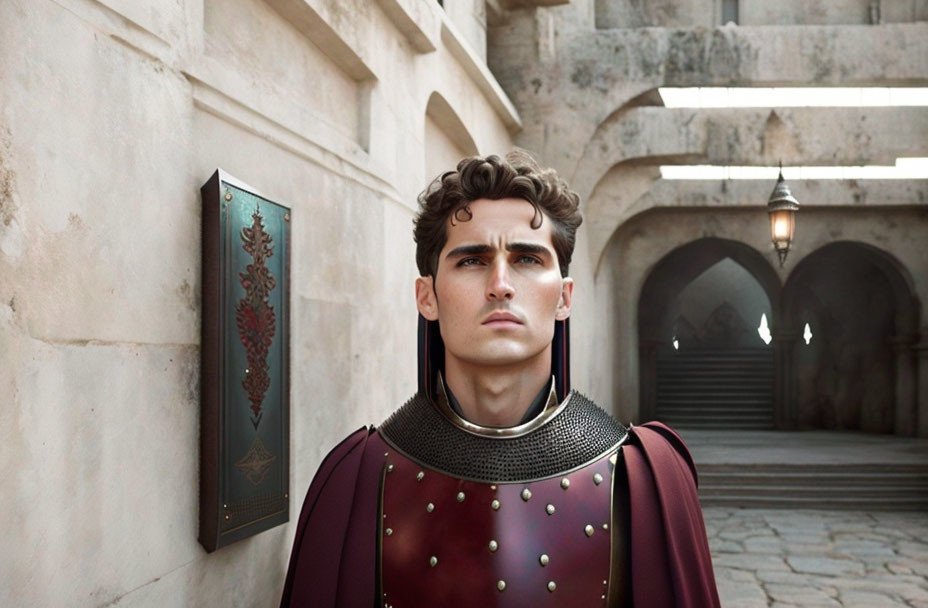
[281,152,719,607]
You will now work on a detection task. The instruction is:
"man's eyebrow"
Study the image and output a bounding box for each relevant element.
[445,244,493,259]
[445,242,553,259]
[507,242,552,256]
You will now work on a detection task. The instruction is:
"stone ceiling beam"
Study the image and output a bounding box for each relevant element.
[489,22,928,179]
[588,178,928,272]
[574,106,928,204]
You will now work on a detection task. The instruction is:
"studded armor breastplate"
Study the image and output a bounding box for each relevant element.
[377,390,627,607]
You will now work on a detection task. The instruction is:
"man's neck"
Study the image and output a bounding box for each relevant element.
[443,347,552,427]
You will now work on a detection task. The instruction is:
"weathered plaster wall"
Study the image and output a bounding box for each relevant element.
[595,0,928,28]
[0,0,514,605]
[443,0,489,60]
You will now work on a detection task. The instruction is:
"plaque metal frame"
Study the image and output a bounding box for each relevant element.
[199,169,291,552]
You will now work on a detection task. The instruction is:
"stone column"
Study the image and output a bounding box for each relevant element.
[772,328,800,429]
[638,338,663,422]
[916,339,928,439]
[890,335,917,436]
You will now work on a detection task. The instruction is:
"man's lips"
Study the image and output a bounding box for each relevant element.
[482,311,523,325]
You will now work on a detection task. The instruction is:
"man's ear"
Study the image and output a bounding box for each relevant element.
[555,277,574,321]
[416,275,439,321]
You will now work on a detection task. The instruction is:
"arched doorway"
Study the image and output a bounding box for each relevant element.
[639,238,781,429]
[781,242,920,435]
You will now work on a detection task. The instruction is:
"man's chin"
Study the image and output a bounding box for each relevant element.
[451,345,548,369]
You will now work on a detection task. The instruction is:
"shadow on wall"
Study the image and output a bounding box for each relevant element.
[785,242,918,434]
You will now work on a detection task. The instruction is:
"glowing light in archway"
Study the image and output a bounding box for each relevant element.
[803,323,813,345]
[758,313,772,345]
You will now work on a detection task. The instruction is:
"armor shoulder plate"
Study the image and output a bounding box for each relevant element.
[379,391,627,483]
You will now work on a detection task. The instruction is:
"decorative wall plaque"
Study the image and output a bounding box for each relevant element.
[199,169,290,552]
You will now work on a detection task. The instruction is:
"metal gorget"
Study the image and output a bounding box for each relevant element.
[378,381,627,484]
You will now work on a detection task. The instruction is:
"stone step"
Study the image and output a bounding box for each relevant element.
[657,399,771,413]
[699,484,928,498]
[658,383,773,389]
[657,374,774,382]
[696,461,928,509]
[662,348,773,358]
[700,472,928,485]
[659,411,773,419]
[699,495,928,510]
[669,422,776,430]
[657,391,773,399]
[657,363,773,370]
[699,463,928,474]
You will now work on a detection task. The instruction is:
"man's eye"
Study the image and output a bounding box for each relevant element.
[457,257,484,267]
[516,255,541,265]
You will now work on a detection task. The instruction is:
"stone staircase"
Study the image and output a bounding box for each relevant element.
[656,347,774,430]
[697,462,928,510]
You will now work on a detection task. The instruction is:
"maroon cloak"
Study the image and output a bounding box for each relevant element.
[280,420,719,607]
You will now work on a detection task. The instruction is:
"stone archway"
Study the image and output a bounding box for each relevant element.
[638,238,781,429]
[781,242,921,435]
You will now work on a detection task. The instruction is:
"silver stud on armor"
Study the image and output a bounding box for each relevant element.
[491,499,501,511]
[385,528,393,536]
[585,524,595,537]
[490,485,497,490]
[489,540,498,552]
[457,491,465,503]
[547,581,557,592]
[426,503,435,513]
[521,488,532,501]
[593,473,603,485]
[539,554,549,566]
[560,478,570,489]
[416,471,424,481]
[546,504,555,515]
[429,556,438,567]
[497,580,506,592]
[603,523,609,530]
[386,464,394,472]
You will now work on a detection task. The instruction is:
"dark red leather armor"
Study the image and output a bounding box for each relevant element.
[380,447,617,607]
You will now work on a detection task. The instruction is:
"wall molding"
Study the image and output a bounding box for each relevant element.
[183,58,407,210]
[376,0,439,53]
[439,12,522,133]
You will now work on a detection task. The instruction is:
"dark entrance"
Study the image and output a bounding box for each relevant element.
[639,239,780,429]
[781,242,920,434]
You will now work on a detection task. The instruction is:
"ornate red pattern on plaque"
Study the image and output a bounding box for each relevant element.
[236,208,276,430]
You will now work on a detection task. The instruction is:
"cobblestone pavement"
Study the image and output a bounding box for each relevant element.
[705,508,928,607]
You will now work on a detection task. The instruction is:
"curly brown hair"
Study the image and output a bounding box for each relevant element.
[413,151,582,278]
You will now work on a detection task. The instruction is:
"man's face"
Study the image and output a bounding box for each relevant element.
[415,197,573,370]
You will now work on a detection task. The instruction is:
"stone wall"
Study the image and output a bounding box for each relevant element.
[595,0,928,27]
[0,0,515,605]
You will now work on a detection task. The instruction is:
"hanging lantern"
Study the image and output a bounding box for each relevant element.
[767,166,800,267]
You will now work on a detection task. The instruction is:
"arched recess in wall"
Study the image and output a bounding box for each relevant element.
[424,92,479,182]
[781,241,920,435]
[637,238,781,429]
[570,88,666,204]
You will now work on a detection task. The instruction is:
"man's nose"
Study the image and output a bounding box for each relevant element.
[487,260,515,301]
